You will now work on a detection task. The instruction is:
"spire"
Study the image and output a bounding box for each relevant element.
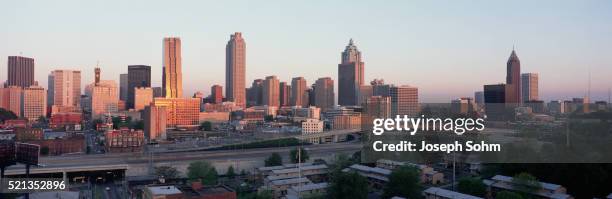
[508,48,519,62]
[349,38,354,45]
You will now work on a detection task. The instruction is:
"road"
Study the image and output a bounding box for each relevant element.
[5,142,362,175]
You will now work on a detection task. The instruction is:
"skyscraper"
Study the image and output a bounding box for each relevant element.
[48,70,81,108]
[279,82,290,107]
[484,84,507,121]
[365,96,391,119]
[291,77,308,107]
[144,105,167,141]
[0,86,22,116]
[85,69,118,119]
[119,74,128,101]
[390,85,419,117]
[128,65,151,108]
[506,49,521,104]
[162,37,182,98]
[247,79,264,106]
[134,87,153,111]
[338,39,365,106]
[226,32,246,108]
[314,77,334,112]
[7,56,35,88]
[521,73,539,102]
[22,86,47,121]
[263,76,280,107]
[211,85,223,104]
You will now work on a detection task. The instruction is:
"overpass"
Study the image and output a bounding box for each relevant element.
[295,129,362,142]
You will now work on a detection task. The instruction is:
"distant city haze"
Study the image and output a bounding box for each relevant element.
[1,0,611,102]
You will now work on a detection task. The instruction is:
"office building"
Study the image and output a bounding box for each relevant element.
[474,91,485,105]
[134,87,153,111]
[371,79,391,97]
[152,87,162,98]
[128,65,151,108]
[365,96,391,119]
[506,49,521,104]
[162,37,182,98]
[279,82,290,107]
[263,76,280,107]
[357,85,373,106]
[48,70,81,108]
[248,79,264,106]
[0,86,22,116]
[119,74,128,101]
[338,39,365,106]
[211,84,223,104]
[86,80,118,119]
[152,98,200,127]
[314,77,334,112]
[144,105,167,141]
[7,56,35,88]
[390,85,419,117]
[291,77,308,107]
[484,84,507,121]
[226,32,247,108]
[521,73,539,102]
[21,86,46,121]
[451,97,476,115]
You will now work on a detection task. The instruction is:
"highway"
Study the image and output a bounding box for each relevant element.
[5,142,362,175]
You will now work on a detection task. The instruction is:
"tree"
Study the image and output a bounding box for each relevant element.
[328,171,368,199]
[264,115,274,122]
[40,146,50,155]
[200,121,212,131]
[155,166,181,179]
[226,165,236,179]
[264,153,283,166]
[457,177,486,197]
[495,191,524,199]
[290,147,309,163]
[511,172,541,197]
[330,154,353,172]
[131,120,144,130]
[0,108,18,122]
[382,166,421,199]
[187,161,218,185]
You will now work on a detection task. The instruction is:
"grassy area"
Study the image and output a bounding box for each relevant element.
[206,137,309,151]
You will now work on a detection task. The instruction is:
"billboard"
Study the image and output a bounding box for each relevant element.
[0,140,16,167]
[15,143,40,165]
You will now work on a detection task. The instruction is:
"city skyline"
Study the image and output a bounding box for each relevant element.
[1,0,611,102]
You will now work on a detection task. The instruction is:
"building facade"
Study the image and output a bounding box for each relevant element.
[521,73,538,102]
[226,32,247,108]
[162,37,182,98]
[338,39,365,106]
[144,105,167,141]
[390,85,419,117]
[291,77,308,107]
[127,65,151,108]
[22,86,47,121]
[134,87,153,111]
[152,98,200,127]
[211,84,223,104]
[506,49,521,104]
[314,77,334,112]
[263,76,280,107]
[48,70,81,108]
[7,56,35,88]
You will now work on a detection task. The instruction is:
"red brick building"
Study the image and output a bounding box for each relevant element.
[104,129,144,153]
[50,112,82,128]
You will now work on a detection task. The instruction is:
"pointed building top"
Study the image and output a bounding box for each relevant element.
[349,38,354,45]
[508,48,519,62]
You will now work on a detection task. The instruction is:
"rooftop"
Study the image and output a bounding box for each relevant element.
[146,186,182,195]
[423,187,483,199]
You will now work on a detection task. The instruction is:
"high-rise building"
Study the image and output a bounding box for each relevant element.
[451,97,476,115]
[134,87,153,111]
[291,77,308,107]
[144,105,167,141]
[484,84,507,121]
[22,86,46,121]
[152,98,200,127]
[128,65,151,108]
[263,76,280,107]
[152,87,163,98]
[0,86,23,116]
[279,82,290,107]
[211,85,223,104]
[247,79,264,106]
[226,32,246,107]
[474,91,485,105]
[365,96,391,119]
[86,80,118,119]
[338,39,365,106]
[48,70,81,108]
[7,56,35,88]
[162,38,182,98]
[521,73,538,102]
[357,85,373,106]
[506,49,521,104]
[119,74,128,101]
[314,77,334,112]
[390,85,419,117]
